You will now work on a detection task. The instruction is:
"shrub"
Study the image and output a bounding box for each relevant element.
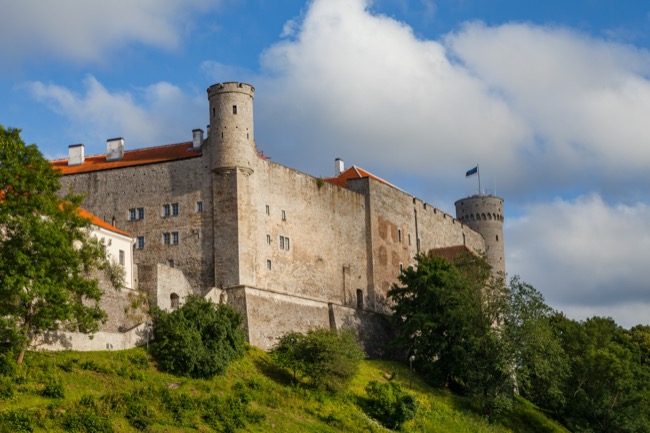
[364,380,418,430]
[63,407,114,433]
[0,410,34,433]
[42,377,65,399]
[0,376,14,399]
[149,296,246,379]
[272,328,364,393]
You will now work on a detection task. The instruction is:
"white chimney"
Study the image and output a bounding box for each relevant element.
[106,138,124,161]
[335,158,345,176]
[192,129,204,149]
[68,144,85,166]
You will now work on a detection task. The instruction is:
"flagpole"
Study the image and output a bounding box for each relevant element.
[477,164,481,195]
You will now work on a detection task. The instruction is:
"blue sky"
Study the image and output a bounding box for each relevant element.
[2,0,650,327]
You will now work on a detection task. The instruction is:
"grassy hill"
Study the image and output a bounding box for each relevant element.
[0,346,570,432]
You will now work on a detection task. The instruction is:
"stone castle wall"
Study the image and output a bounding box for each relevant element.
[60,155,215,291]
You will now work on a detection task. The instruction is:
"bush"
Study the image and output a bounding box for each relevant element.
[0,376,14,399]
[42,377,65,399]
[272,328,364,393]
[364,380,418,430]
[149,296,246,379]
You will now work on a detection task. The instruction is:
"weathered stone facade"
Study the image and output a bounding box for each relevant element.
[54,81,504,353]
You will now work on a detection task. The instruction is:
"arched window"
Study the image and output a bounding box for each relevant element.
[170,293,180,310]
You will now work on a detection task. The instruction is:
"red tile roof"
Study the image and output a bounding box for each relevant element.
[324,165,398,189]
[52,142,201,175]
[76,208,132,238]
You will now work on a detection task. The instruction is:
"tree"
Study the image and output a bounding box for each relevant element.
[388,252,515,414]
[272,328,364,393]
[554,316,650,433]
[503,276,568,411]
[0,126,109,365]
[149,295,246,378]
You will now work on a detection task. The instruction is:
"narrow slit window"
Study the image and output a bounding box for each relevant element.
[267,260,272,270]
[232,105,237,115]
[281,210,286,221]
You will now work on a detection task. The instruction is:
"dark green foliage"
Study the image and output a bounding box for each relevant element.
[149,295,246,378]
[388,252,513,415]
[0,376,14,399]
[272,328,365,393]
[553,316,650,433]
[364,380,418,430]
[0,126,111,365]
[41,376,65,399]
[0,410,34,433]
[63,407,114,433]
[202,394,264,433]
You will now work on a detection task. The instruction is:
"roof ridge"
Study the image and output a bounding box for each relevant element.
[51,141,194,162]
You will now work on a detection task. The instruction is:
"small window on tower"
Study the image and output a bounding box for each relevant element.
[233,105,237,115]
[267,260,272,270]
[197,201,203,213]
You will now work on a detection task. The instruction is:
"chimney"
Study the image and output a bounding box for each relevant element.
[106,138,124,161]
[192,129,204,149]
[68,144,85,166]
[335,158,345,176]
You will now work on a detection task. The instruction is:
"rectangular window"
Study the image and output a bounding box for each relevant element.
[129,209,136,221]
[279,236,285,250]
[408,233,411,245]
[137,236,145,249]
[265,205,270,215]
[285,237,290,250]
[197,201,203,212]
[119,250,125,266]
[172,231,179,245]
[266,234,271,245]
[267,259,272,270]
[163,204,170,217]
[167,259,174,268]
[163,232,170,245]
[281,210,286,221]
[172,203,179,216]
[398,229,402,243]
[233,105,237,115]
[137,207,144,220]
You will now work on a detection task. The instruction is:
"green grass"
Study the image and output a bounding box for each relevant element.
[0,347,571,433]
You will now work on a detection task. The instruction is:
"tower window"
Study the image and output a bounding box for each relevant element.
[265,205,270,215]
[408,234,411,245]
[496,235,499,241]
[212,107,215,117]
[266,234,271,245]
[281,210,286,221]
[267,260,272,270]
[137,236,145,249]
[197,201,203,213]
[233,105,237,115]
[398,229,402,243]
[356,289,363,309]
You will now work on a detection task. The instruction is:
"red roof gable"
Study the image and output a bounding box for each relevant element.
[324,165,397,189]
[77,208,132,238]
[52,142,201,175]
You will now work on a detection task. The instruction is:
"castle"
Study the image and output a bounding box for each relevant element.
[52,82,505,353]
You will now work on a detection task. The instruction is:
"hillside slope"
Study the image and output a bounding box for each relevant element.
[0,347,570,433]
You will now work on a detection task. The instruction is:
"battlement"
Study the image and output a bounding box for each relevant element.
[207,82,255,98]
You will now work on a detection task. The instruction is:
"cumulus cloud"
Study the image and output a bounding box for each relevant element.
[506,194,650,327]
[0,0,218,64]
[256,0,530,183]
[254,0,650,204]
[27,76,204,152]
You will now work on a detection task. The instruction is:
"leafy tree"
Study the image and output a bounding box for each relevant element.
[149,295,246,378]
[0,126,109,365]
[272,328,364,393]
[364,380,418,430]
[503,277,568,411]
[554,316,650,433]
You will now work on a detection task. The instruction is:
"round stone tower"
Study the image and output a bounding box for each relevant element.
[207,82,257,173]
[455,195,505,277]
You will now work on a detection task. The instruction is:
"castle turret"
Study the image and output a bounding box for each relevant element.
[207,82,257,173]
[455,195,505,277]
[208,82,258,295]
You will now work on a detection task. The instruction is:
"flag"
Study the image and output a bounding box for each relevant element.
[465,166,478,177]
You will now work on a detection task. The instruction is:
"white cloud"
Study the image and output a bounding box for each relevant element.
[27,76,204,152]
[506,194,650,327]
[254,0,650,203]
[0,0,218,63]
[256,0,530,183]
